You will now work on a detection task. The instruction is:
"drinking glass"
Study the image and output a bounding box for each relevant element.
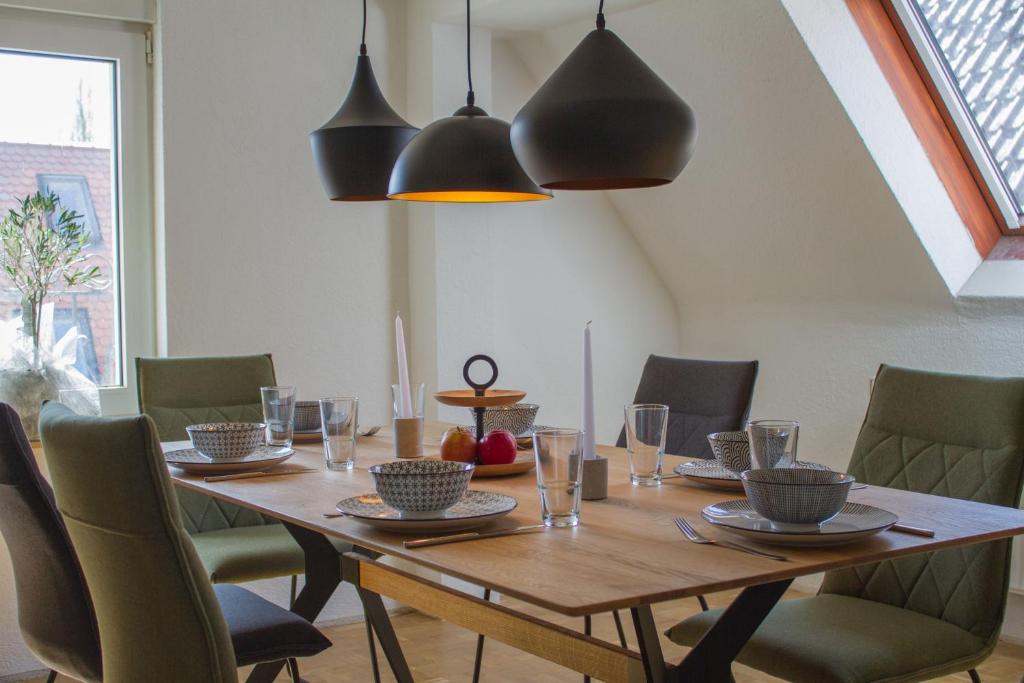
[624,404,669,486]
[391,383,425,418]
[747,419,799,469]
[320,397,358,471]
[533,429,584,528]
[261,386,296,448]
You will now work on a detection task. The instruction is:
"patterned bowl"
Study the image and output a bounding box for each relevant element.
[740,468,855,527]
[470,403,540,436]
[294,401,322,432]
[186,422,266,460]
[707,431,750,473]
[368,460,475,519]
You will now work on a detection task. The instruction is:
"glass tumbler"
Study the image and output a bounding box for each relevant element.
[533,429,584,528]
[747,419,799,469]
[320,397,358,471]
[624,404,669,486]
[261,386,296,448]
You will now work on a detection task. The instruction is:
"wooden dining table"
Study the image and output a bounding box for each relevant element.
[167,424,1024,683]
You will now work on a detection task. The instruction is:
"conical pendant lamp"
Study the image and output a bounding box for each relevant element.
[510,1,697,190]
[387,0,551,203]
[310,0,419,201]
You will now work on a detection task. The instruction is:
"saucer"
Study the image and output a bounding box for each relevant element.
[335,490,518,534]
[701,499,897,547]
[164,446,294,475]
[674,460,830,491]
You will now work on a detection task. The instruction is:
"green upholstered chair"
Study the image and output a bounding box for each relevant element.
[136,354,347,591]
[39,401,331,683]
[666,365,1024,683]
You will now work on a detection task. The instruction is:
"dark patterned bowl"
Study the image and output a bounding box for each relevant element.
[471,403,540,436]
[186,422,265,460]
[707,431,750,473]
[368,460,475,519]
[740,468,855,526]
[294,401,322,432]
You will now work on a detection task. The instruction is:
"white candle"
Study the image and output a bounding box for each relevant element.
[582,320,596,460]
[396,314,414,418]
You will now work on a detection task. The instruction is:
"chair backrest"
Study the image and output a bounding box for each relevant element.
[822,364,1024,646]
[615,355,759,458]
[40,401,238,683]
[0,403,102,683]
[136,354,277,533]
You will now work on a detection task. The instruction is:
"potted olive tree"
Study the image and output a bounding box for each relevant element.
[0,190,106,437]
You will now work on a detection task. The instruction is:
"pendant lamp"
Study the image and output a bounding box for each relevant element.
[387,0,551,203]
[310,0,419,201]
[510,1,697,190]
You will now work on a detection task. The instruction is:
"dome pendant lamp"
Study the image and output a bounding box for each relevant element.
[510,0,697,190]
[310,0,419,201]
[387,0,551,203]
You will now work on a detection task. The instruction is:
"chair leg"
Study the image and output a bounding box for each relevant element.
[612,609,629,648]
[45,671,57,683]
[697,594,710,611]
[968,669,982,683]
[472,588,491,683]
[289,574,298,607]
[366,615,381,683]
[286,658,300,683]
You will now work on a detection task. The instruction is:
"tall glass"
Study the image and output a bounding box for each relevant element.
[320,397,358,471]
[624,404,669,486]
[260,386,296,448]
[533,429,584,528]
[747,419,799,469]
[391,383,425,418]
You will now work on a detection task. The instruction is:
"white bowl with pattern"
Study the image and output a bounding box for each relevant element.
[470,403,539,436]
[186,422,266,460]
[740,468,855,527]
[368,460,475,519]
[707,431,750,473]
[293,401,322,432]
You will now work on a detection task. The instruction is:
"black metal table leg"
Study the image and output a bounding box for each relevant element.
[246,523,344,683]
[631,605,668,683]
[669,579,792,683]
[342,555,416,683]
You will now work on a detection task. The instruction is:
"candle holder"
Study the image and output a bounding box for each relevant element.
[393,416,424,459]
[581,455,609,500]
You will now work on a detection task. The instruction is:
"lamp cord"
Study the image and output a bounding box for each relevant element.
[466,0,475,105]
[597,0,606,28]
[360,0,367,55]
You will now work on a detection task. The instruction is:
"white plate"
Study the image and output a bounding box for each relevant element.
[164,446,294,475]
[674,460,830,491]
[701,499,897,547]
[335,490,518,534]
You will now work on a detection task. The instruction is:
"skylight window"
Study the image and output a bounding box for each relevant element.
[893,0,1024,230]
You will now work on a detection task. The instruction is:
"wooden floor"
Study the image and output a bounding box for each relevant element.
[237,588,1024,683]
[33,588,1024,682]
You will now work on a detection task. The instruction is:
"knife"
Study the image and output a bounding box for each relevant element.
[404,525,546,548]
[890,523,935,537]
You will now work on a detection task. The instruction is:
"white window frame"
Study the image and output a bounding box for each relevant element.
[890,0,1024,230]
[0,6,156,415]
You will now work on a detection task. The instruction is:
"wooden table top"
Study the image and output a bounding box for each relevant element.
[168,424,1024,617]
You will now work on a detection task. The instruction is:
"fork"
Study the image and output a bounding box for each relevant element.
[674,517,788,561]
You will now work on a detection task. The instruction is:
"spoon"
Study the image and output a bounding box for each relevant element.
[359,425,382,437]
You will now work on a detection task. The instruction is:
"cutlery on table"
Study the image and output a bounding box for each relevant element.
[359,426,382,437]
[851,484,869,490]
[322,512,345,519]
[674,516,788,562]
[204,468,319,483]
[890,523,935,537]
[404,525,546,549]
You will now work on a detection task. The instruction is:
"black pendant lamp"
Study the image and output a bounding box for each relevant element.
[510,1,697,190]
[310,0,419,201]
[387,0,551,203]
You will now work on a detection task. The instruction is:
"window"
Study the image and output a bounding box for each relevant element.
[0,7,155,413]
[890,0,1024,231]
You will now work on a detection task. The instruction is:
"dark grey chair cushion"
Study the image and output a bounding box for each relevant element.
[0,403,102,682]
[616,355,759,458]
[215,584,331,665]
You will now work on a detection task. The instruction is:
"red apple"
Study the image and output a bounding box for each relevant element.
[440,426,477,463]
[479,430,517,465]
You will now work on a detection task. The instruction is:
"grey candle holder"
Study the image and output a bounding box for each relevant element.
[581,455,608,500]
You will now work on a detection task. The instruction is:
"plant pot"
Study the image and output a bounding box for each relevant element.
[0,367,59,440]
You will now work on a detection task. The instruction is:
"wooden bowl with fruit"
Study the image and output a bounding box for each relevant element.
[439,425,535,478]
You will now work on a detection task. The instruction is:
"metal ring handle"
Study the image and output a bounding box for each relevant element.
[463,354,498,394]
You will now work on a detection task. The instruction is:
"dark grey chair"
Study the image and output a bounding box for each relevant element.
[24,401,332,682]
[616,355,760,458]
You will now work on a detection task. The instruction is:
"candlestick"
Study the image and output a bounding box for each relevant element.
[582,320,596,460]
[395,313,413,419]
